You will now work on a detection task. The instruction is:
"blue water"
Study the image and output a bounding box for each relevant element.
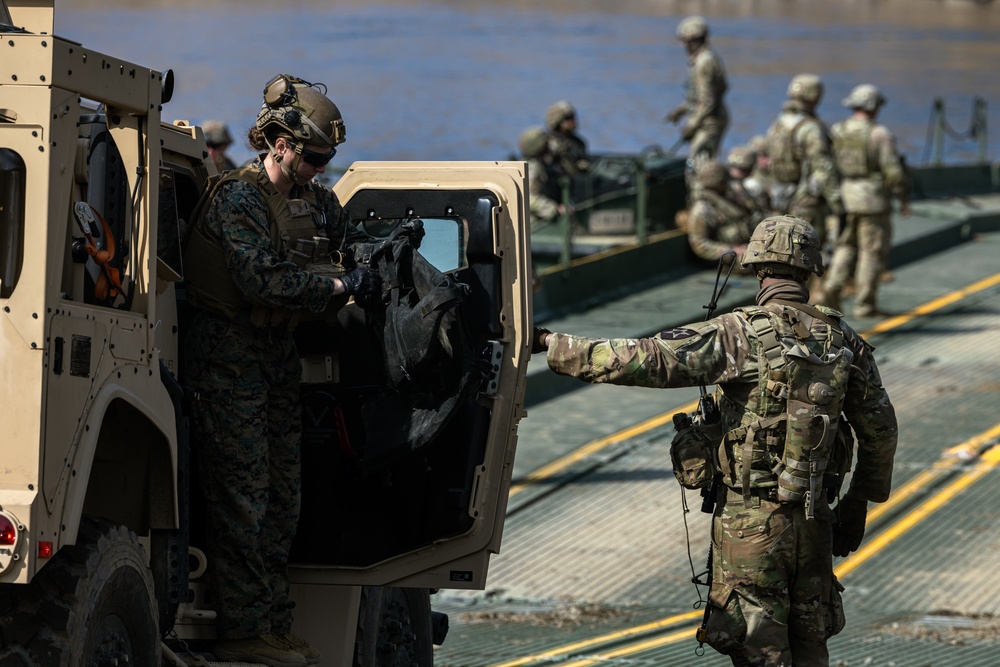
[56,1,1000,167]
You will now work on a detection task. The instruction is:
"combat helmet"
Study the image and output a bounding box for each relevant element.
[842,83,886,112]
[726,146,756,172]
[741,215,825,277]
[545,101,576,130]
[676,15,708,41]
[787,73,824,104]
[202,120,232,147]
[519,126,549,158]
[256,74,346,148]
[695,160,728,189]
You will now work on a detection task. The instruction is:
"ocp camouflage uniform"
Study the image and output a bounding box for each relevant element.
[766,100,843,227]
[822,117,909,316]
[677,44,729,164]
[184,156,357,640]
[544,281,897,666]
[548,131,589,177]
[687,189,755,263]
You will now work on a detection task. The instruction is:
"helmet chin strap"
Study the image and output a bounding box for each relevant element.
[267,138,310,187]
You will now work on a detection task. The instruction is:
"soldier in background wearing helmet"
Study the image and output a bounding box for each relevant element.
[183,74,379,667]
[520,125,568,229]
[726,144,772,221]
[666,15,730,168]
[765,74,843,229]
[545,100,591,176]
[533,215,898,667]
[814,84,911,319]
[686,159,756,264]
[203,119,238,172]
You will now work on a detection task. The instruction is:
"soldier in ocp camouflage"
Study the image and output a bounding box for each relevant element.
[686,160,755,265]
[816,84,911,319]
[545,100,591,176]
[535,216,898,666]
[520,125,566,229]
[184,74,377,667]
[666,16,729,167]
[765,74,843,229]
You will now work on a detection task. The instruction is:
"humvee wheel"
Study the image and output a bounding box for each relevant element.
[354,586,433,667]
[0,518,160,666]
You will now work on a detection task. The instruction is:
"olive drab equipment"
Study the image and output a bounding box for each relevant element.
[351,219,478,470]
[183,165,346,325]
[725,301,853,519]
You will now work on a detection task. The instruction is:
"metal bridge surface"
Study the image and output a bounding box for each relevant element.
[433,197,1000,667]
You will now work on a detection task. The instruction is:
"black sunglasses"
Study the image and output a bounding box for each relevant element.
[291,142,337,168]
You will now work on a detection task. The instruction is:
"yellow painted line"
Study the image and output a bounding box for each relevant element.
[556,626,698,667]
[867,421,1000,524]
[508,400,697,498]
[836,438,1000,579]
[863,271,1000,335]
[486,610,700,667]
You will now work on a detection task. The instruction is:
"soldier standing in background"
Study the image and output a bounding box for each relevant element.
[545,100,591,176]
[202,119,238,172]
[520,126,568,230]
[766,74,843,230]
[666,15,729,169]
[184,75,379,667]
[815,84,911,319]
[533,216,898,667]
[726,145,772,221]
[686,160,755,264]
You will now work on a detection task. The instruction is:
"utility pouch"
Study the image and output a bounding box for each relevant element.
[670,412,723,490]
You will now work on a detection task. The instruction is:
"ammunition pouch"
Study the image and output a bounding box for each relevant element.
[670,416,724,490]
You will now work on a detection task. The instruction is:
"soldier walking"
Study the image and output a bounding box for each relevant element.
[816,84,911,319]
[533,217,898,666]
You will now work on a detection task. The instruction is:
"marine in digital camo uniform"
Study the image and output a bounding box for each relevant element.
[666,15,730,167]
[816,84,911,319]
[686,160,755,264]
[545,100,591,176]
[765,74,843,229]
[183,75,378,667]
[535,217,898,666]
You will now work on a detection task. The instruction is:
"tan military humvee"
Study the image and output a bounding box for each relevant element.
[0,1,533,663]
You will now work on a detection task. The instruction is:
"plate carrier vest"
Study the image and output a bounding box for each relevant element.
[720,301,853,518]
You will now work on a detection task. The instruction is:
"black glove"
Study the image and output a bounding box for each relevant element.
[341,266,381,300]
[832,497,868,557]
[532,327,552,355]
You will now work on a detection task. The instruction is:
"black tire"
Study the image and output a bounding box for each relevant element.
[0,518,160,667]
[353,586,433,667]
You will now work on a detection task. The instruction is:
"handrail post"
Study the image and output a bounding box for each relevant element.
[635,158,648,244]
[558,176,572,269]
[975,96,988,165]
[933,97,945,166]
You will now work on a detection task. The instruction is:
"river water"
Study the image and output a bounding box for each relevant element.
[56,0,1000,168]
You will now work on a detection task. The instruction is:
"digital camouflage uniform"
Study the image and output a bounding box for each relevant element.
[544,261,897,665]
[823,117,909,317]
[184,156,356,641]
[673,44,729,165]
[766,100,843,227]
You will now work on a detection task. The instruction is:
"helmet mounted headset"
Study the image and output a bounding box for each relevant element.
[257,74,346,184]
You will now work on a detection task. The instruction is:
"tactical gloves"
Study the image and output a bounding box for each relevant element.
[340,266,381,300]
[832,496,868,557]
[532,327,552,355]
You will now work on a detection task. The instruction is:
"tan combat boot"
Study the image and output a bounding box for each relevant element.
[277,632,321,665]
[214,633,307,667]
